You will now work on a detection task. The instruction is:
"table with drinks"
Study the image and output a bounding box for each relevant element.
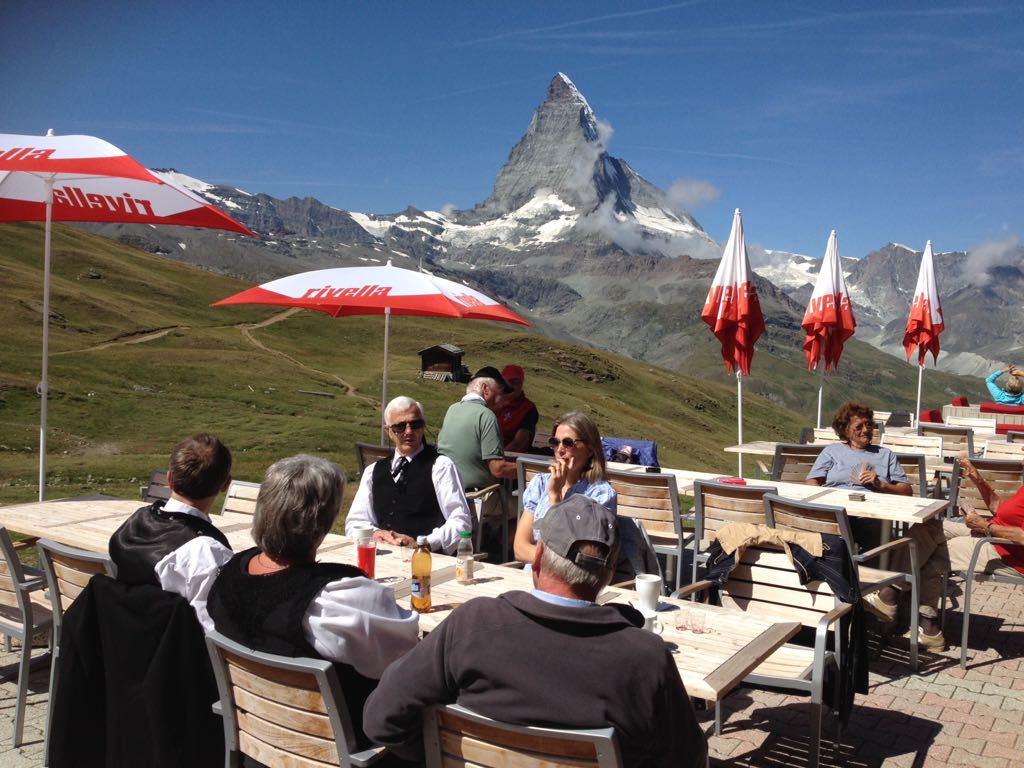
[0,497,801,705]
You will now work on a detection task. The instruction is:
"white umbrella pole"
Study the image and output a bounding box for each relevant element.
[38,177,54,502]
[380,307,391,445]
[816,362,825,429]
[915,363,924,424]
[736,370,744,477]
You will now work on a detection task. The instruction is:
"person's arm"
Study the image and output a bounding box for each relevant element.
[959,458,1003,511]
[513,475,544,562]
[986,369,1010,402]
[487,457,518,480]
[427,458,474,554]
[513,510,538,563]
[989,521,1024,544]
[504,429,533,453]
[304,577,419,679]
[363,609,461,759]
[345,464,380,536]
[805,448,832,486]
[154,536,235,632]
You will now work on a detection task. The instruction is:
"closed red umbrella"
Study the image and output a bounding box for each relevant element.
[0,131,255,499]
[701,209,764,473]
[802,230,856,426]
[903,240,944,418]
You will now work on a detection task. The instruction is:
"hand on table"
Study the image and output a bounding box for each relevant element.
[373,529,417,547]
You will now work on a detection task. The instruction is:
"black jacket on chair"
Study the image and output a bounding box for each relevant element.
[48,574,222,768]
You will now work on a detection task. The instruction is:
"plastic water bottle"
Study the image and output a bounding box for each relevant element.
[455,530,474,584]
[410,536,432,613]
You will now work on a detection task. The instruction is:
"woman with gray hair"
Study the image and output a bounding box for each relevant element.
[158,455,418,749]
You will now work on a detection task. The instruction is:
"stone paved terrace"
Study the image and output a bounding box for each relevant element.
[0,578,1021,767]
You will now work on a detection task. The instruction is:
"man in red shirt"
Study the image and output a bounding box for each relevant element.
[493,364,539,452]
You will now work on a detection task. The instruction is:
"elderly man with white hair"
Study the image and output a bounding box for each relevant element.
[346,395,473,554]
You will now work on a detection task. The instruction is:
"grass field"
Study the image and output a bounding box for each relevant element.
[0,221,979,507]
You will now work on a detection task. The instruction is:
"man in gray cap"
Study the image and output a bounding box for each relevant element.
[363,495,707,767]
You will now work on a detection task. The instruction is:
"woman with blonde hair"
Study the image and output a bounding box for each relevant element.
[985,364,1024,405]
[513,411,616,564]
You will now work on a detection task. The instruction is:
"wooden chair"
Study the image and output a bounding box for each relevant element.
[0,527,54,747]
[948,458,1024,515]
[354,443,392,474]
[605,469,688,589]
[140,468,171,504]
[691,479,777,587]
[763,494,921,671]
[918,423,976,461]
[799,427,842,446]
[880,433,944,463]
[982,440,1024,460]
[894,453,929,498]
[36,540,115,764]
[770,443,826,483]
[221,480,261,516]
[945,415,998,434]
[675,527,852,767]
[422,703,623,768]
[205,629,387,768]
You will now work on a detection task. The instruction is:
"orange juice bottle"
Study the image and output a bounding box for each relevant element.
[410,536,432,612]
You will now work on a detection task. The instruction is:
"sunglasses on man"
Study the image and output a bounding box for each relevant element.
[548,436,584,450]
[388,419,426,434]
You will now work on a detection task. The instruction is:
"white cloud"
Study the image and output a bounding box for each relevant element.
[566,118,614,209]
[666,178,721,211]
[965,234,1022,286]
[440,203,458,218]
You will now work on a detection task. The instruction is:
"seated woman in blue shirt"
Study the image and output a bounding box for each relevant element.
[985,364,1024,405]
[513,411,616,564]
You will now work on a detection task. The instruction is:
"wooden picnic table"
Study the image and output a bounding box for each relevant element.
[0,497,800,705]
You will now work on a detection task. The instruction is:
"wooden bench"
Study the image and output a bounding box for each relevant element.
[982,440,1024,460]
[770,443,826,483]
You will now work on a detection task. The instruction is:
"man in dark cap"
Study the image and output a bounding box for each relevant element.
[438,367,518,558]
[363,495,707,767]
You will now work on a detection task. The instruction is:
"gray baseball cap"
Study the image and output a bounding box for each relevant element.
[539,495,619,569]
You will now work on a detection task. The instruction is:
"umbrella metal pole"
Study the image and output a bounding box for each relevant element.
[915,363,924,425]
[816,362,825,429]
[736,370,744,477]
[380,307,391,445]
[38,177,54,501]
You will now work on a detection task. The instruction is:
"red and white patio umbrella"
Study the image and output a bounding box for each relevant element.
[701,209,765,473]
[213,262,530,441]
[902,240,944,419]
[0,131,255,500]
[802,230,857,427]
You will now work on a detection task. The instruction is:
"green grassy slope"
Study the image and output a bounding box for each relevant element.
[0,222,972,505]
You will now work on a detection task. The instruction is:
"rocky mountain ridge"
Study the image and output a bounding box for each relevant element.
[80,73,1022,390]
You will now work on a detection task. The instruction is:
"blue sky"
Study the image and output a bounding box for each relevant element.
[4,1,1021,258]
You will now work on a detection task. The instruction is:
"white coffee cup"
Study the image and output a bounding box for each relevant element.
[634,573,661,613]
[640,608,663,634]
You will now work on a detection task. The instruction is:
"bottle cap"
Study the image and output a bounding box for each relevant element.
[416,536,429,546]
[459,530,472,539]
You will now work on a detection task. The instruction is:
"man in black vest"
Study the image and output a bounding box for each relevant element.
[346,396,473,554]
[109,432,233,586]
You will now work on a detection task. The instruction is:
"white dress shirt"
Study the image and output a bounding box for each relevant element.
[156,537,419,679]
[345,444,473,554]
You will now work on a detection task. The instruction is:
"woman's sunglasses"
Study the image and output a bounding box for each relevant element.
[388,419,425,434]
[548,437,584,450]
